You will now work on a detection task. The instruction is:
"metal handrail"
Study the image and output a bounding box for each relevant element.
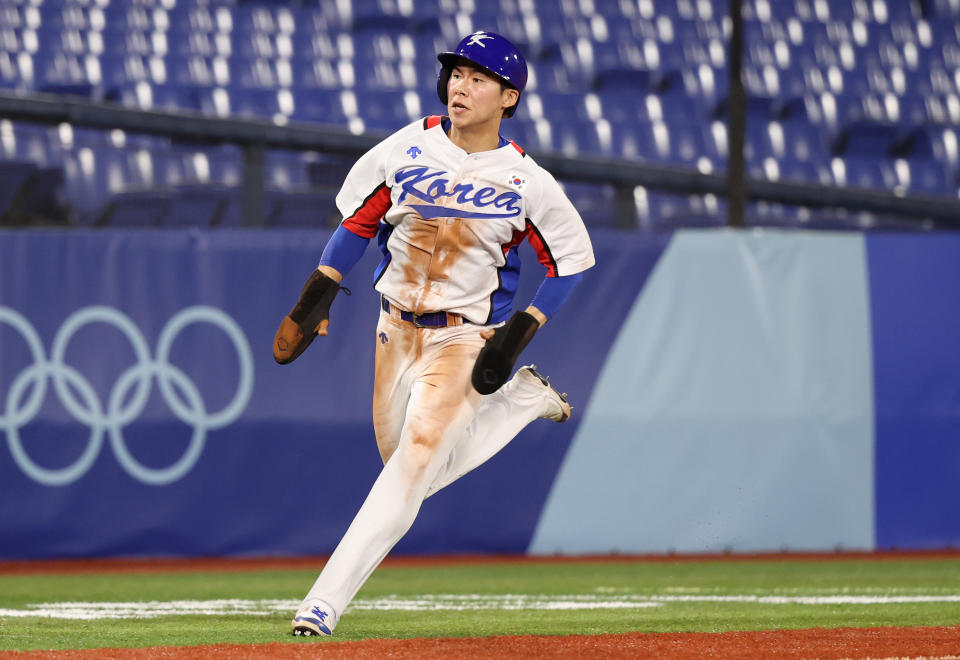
[2,90,959,228]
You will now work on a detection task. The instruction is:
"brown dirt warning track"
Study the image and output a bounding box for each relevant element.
[2,627,960,659]
[3,549,960,575]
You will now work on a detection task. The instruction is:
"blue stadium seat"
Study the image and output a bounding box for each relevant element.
[166,54,230,87]
[100,28,154,58]
[349,0,418,32]
[305,153,353,188]
[229,56,292,89]
[641,191,726,232]
[230,87,288,119]
[766,118,830,165]
[830,119,906,157]
[165,30,225,59]
[3,122,56,166]
[924,0,960,19]
[5,0,959,232]
[558,181,617,228]
[353,89,420,134]
[103,3,158,32]
[593,85,654,125]
[0,160,37,221]
[232,5,283,36]
[99,54,157,88]
[501,118,554,153]
[264,189,340,227]
[352,49,418,90]
[897,157,956,195]
[525,51,590,93]
[167,4,221,35]
[290,87,349,126]
[416,87,446,119]
[266,149,311,190]
[98,189,172,227]
[533,91,594,129]
[164,184,231,227]
[777,159,833,185]
[215,188,280,228]
[292,58,348,90]
[836,155,898,190]
[112,82,203,113]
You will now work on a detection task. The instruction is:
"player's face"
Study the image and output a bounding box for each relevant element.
[446,65,518,128]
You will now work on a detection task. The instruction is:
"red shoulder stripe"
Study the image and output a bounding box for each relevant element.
[509,140,525,156]
[342,184,392,239]
[424,115,446,129]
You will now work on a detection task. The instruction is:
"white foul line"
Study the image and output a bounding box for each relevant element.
[2,593,960,620]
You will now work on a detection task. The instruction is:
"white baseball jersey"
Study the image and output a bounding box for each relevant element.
[336,116,595,325]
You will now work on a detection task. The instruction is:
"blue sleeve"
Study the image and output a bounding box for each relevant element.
[529,272,584,320]
[318,225,370,276]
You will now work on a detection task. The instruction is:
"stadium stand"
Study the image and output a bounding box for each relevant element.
[0,0,958,228]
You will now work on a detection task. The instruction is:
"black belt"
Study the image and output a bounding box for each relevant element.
[380,297,467,328]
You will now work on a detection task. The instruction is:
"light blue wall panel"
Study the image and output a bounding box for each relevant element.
[530,230,875,554]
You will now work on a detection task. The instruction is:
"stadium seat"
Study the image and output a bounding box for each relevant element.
[289,87,350,126]
[230,87,292,120]
[266,149,311,190]
[97,189,172,227]
[896,157,956,195]
[112,82,203,113]
[558,181,617,228]
[835,155,899,190]
[305,153,353,188]
[830,119,906,157]
[264,189,341,227]
[1,121,54,166]
[164,184,231,227]
[0,160,38,223]
[501,118,554,153]
[641,190,726,232]
[353,89,421,134]
[5,0,960,232]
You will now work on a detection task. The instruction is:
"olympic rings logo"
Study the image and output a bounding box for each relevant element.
[0,305,253,487]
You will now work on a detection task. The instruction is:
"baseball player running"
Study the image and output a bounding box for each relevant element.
[275,31,595,637]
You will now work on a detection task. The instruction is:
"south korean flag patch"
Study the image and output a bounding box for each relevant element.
[508,174,526,190]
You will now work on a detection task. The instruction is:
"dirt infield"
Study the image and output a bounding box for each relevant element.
[3,626,960,659]
[3,549,960,575]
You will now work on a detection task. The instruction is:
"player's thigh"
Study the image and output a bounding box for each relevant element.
[399,327,485,469]
[372,312,417,464]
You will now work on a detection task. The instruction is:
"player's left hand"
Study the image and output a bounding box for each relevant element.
[273,268,349,364]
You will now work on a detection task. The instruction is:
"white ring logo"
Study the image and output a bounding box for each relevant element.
[0,305,254,486]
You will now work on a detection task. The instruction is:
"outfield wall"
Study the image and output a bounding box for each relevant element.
[1,228,957,560]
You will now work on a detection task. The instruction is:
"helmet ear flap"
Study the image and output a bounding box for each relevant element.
[436,67,452,107]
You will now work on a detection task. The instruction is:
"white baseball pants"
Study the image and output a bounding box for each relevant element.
[299,308,551,628]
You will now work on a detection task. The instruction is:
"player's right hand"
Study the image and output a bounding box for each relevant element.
[273,269,348,364]
[471,310,540,394]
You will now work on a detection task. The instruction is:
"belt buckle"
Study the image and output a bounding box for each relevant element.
[412,313,426,328]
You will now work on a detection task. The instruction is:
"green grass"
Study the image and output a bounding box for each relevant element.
[2,557,960,650]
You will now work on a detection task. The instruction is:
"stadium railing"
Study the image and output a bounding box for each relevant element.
[2,89,960,230]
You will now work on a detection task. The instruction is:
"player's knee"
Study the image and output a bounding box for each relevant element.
[400,429,441,475]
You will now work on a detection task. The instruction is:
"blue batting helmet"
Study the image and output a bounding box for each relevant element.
[437,31,528,118]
